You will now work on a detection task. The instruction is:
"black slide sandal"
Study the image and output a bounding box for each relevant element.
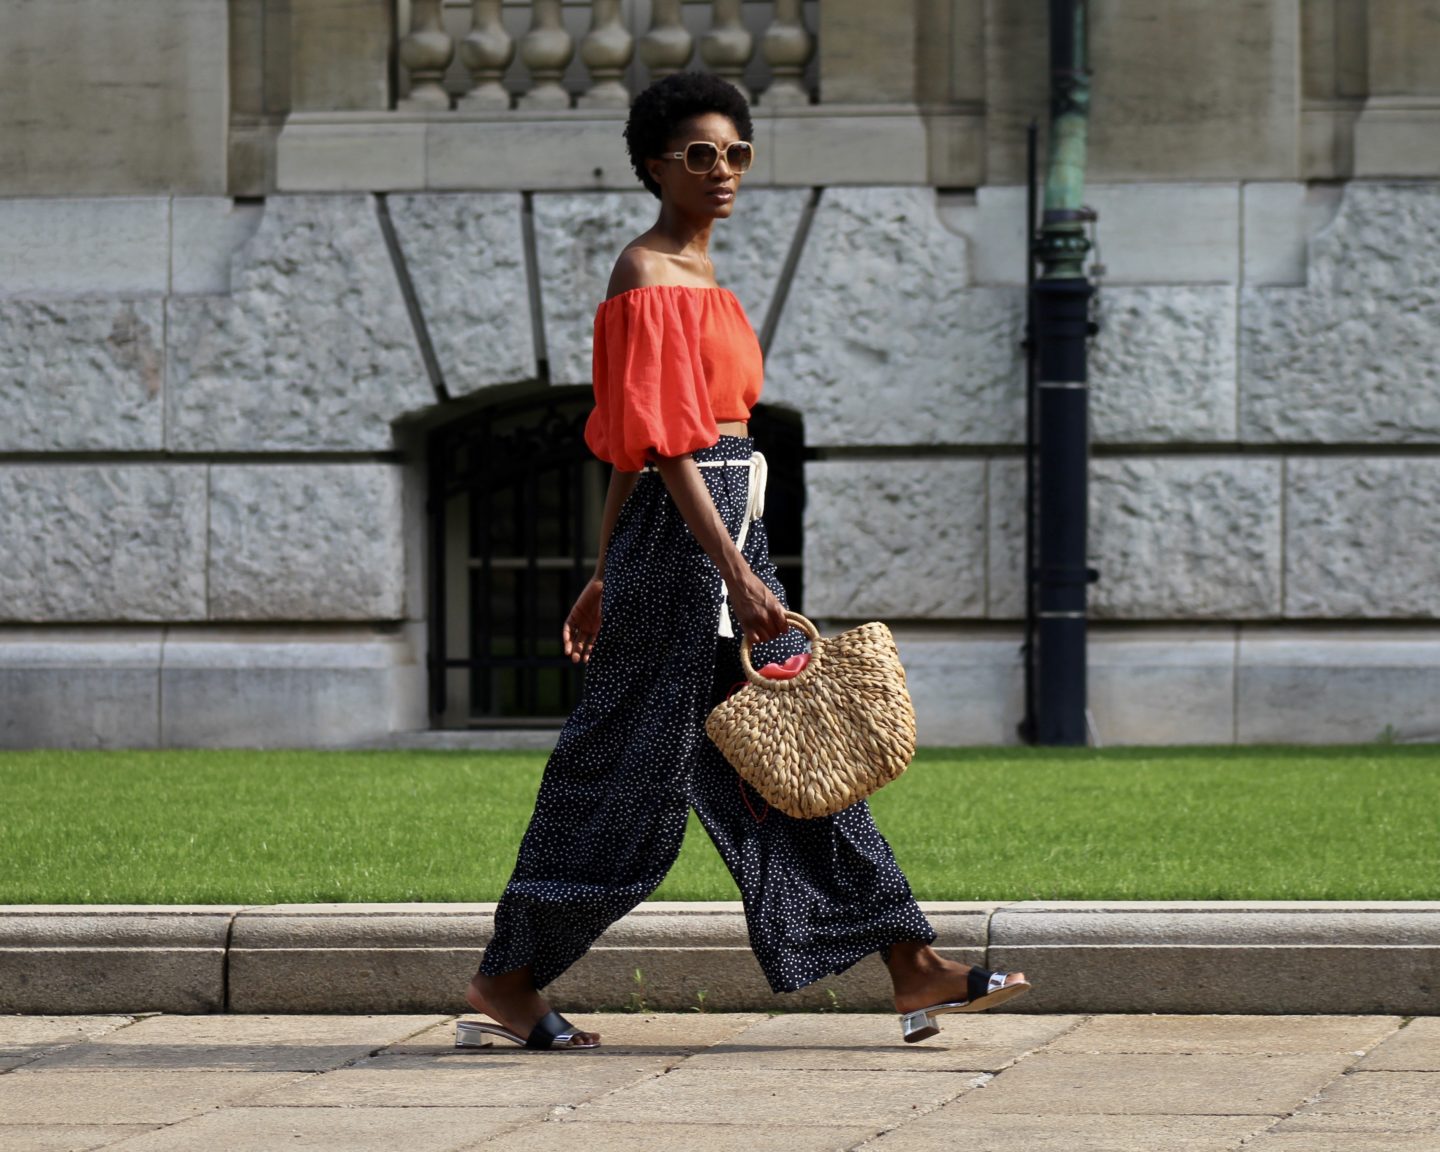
[899,966,1032,1043]
[455,1009,599,1050]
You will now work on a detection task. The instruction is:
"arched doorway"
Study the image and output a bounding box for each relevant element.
[426,391,805,727]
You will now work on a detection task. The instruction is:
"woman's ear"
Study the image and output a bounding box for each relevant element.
[645,156,666,190]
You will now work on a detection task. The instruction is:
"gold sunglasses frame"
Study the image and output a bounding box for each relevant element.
[661,140,756,175]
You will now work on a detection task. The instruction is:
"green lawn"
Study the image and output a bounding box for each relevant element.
[2,746,1436,904]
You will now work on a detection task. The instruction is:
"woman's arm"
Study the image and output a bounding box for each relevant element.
[654,454,789,644]
[593,467,638,581]
[562,467,638,663]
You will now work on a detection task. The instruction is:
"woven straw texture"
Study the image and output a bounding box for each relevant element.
[705,611,917,819]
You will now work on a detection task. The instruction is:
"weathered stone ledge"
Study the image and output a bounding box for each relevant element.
[2,901,1436,1016]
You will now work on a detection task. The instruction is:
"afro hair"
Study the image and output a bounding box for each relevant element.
[625,72,753,199]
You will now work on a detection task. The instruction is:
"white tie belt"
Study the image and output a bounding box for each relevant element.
[642,452,768,637]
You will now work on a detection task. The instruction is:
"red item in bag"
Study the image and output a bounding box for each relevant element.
[757,653,810,680]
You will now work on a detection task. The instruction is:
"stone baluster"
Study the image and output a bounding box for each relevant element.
[578,0,635,109]
[459,0,515,111]
[639,0,694,81]
[398,0,455,111]
[700,1,755,102]
[518,0,575,110]
[761,0,814,106]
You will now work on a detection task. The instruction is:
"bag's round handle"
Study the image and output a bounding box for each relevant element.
[738,610,820,688]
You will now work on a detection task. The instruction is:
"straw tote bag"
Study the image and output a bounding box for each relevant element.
[705,611,917,819]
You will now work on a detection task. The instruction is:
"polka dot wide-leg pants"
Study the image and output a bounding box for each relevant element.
[479,436,935,994]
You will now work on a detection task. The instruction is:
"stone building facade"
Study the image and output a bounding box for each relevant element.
[2,0,1439,747]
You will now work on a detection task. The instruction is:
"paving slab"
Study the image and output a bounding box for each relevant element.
[1245,1133,1440,1150]
[14,1013,448,1073]
[866,1112,1270,1151]
[392,1012,766,1057]
[251,1053,673,1109]
[81,1105,541,1152]
[1358,1018,1440,1070]
[1268,1112,1440,1135]
[1048,1014,1401,1055]
[0,1126,159,1152]
[939,1051,1355,1115]
[1,1012,1430,1149]
[1270,1070,1440,1131]
[0,1072,306,1125]
[561,1067,986,1127]
[0,1016,136,1048]
[684,1012,1084,1072]
[0,1016,135,1071]
[476,1121,880,1151]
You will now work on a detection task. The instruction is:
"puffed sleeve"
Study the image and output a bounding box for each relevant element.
[583,287,718,472]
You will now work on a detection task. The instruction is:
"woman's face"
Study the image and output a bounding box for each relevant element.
[647,112,748,219]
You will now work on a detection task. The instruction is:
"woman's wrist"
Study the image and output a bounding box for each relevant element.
[716,551,753,589]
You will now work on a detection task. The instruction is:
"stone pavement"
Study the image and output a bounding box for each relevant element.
[1,1013,1437,1151]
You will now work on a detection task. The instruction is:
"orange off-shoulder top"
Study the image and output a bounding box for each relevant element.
[583,285,764,473]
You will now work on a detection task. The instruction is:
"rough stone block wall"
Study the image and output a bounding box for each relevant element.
[782,181,1440,744]
[1,180,1438,746]
[0,194,430,747]
[166,196,433,452]
[0,301,166,451]
[0,467,208,622]
[1241,185,1440,444]
[388,193,534,393]
[767,187,1025,446]
[207,466,407,621]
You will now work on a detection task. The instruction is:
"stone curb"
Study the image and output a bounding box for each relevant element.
[2,902,1438,1016]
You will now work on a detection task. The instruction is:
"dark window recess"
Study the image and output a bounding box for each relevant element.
[427,390,805,726]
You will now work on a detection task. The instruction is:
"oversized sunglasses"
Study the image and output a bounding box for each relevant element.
[662,140,755,175]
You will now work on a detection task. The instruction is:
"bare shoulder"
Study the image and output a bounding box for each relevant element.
[605,245,670,299]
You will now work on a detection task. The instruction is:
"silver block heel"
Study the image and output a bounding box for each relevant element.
[900,1005,953,1043]
[455,1019,495,1048]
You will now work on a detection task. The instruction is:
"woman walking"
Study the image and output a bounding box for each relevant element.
[460,72,1028,1051]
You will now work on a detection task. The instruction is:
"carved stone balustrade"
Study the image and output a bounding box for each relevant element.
[638,0,694,82]
[699,1,755,104]
[458,0,515,111]
[761,0,814,107]
[578,1,634,109]
[275,1,982,194]
[397,0,455,111]
[517,0,575,110]
[396,0,815,113]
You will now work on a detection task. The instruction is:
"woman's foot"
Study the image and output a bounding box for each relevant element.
[885,941,1027,1015]
[466,969,602,1047]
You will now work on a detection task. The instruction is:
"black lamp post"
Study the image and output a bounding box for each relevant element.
[1030,0,1096,745]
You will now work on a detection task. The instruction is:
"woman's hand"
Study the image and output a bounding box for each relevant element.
[728,571,789,645]
[562,578,604,663]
